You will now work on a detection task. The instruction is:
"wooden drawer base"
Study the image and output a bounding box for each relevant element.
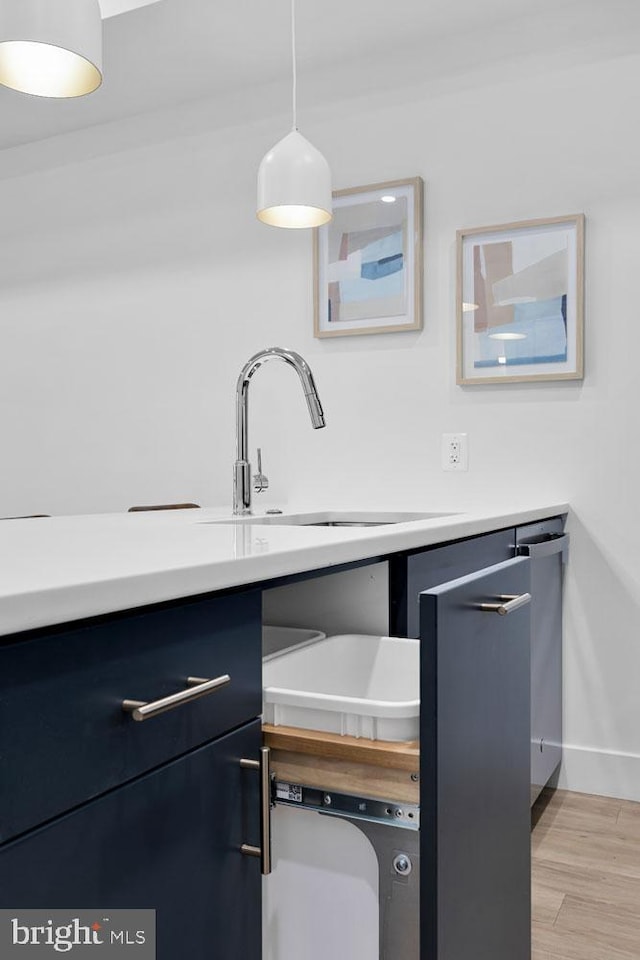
[263,724,419,804]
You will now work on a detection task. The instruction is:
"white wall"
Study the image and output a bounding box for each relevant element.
[263,564,389,642]
[0,40,639,797]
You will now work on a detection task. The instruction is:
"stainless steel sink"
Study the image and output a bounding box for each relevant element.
[200,511,455,527]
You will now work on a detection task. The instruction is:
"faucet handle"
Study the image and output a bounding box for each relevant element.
[254,448,269,494]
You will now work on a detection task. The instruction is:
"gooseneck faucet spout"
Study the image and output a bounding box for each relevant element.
[234,347,326,515]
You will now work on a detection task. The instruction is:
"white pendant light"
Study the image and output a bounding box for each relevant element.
[257,0,332,229]
[0,0,102,99]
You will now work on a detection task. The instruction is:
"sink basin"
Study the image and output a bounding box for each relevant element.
[201,510,454,527]
[263,633,419,741]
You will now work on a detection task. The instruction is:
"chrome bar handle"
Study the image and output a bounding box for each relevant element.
[517,533,569,561]
[122,674,230,722]
[241,844,261,858]
[478,593,532,616]
[240,746,272,875]
[259,746,273,875]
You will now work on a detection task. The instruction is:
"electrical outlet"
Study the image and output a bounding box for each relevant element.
[442,433,469,472]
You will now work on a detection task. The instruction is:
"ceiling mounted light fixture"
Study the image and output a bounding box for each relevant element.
[257,0,332,229]
[0,0,102,99]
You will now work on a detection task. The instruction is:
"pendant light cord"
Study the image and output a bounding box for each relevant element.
[291,0,297,130]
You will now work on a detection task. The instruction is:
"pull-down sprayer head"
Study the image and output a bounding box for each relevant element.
[298,367,325,430]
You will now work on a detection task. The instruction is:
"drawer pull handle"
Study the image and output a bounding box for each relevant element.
[517,533,569,560]
[122,674,231,722]
[241,844,261,858]
[478,593,532,616]
[240,746,272,876]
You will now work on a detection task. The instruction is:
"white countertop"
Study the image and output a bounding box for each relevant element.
[0,501,568,637]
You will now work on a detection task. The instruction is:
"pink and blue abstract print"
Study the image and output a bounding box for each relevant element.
[327,197,407,325]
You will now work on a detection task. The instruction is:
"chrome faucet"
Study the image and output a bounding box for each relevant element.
[233,347,326,515]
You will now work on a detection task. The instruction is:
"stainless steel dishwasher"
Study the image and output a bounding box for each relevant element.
[516,519,569,805]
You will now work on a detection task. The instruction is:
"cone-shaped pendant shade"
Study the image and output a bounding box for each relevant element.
[257,129,332,229]
[0,0,102,98]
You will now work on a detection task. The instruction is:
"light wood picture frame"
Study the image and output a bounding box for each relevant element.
[313,177,423,338]
[456,214,585,384]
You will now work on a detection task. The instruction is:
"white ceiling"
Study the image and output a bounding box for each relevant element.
[0,0,638,153]
[99,0,164,18]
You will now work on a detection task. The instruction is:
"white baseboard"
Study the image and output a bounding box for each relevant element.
[557,744,640,802]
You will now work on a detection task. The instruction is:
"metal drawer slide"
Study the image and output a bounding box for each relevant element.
[273,779,420,830]
[272,778,420,960]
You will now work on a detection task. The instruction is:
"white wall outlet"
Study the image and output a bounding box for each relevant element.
[442,433,469,472]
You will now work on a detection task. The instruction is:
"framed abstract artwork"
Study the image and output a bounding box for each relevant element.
[313,177,423,338]
[456,215,585,384]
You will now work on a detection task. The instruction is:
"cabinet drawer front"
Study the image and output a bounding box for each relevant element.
[420,557,532,960]
[0,591,261,842]
[390,529,515,637]
[515,516,564,543]
[0,720,262,960]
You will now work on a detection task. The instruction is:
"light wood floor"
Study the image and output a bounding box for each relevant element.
[532,788,640,959]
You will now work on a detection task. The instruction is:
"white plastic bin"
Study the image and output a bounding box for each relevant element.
[262,624,326,662]
[262,625,326,661]
[262,634,419,741]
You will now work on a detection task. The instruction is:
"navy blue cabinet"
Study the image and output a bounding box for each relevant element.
[0,519,565,960]
[389,529,515,637]
[390,521,566,807]
[0,592,263,959]
[0,720,262,960]
[516,519,567,803]
[0,591,262,843]
[420,557,532,960]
